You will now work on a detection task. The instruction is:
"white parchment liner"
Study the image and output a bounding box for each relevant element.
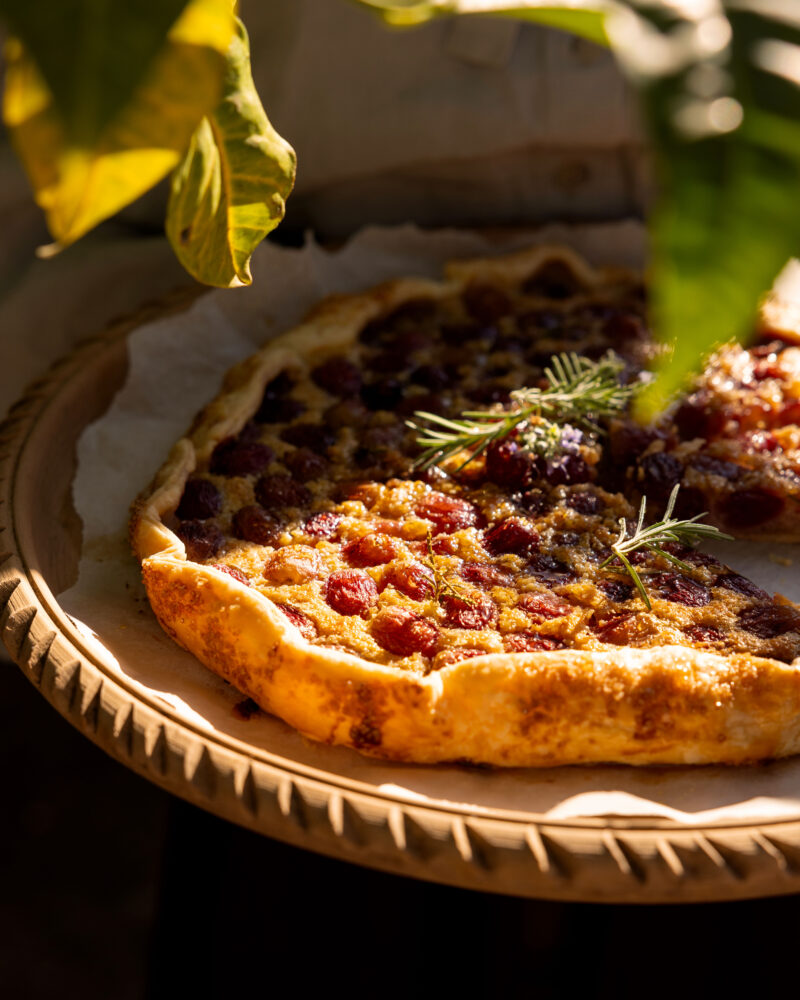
[61,223,800,826]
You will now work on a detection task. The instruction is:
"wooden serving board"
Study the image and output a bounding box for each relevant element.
[4,300,800,905]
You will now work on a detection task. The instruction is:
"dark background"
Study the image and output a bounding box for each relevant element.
[2,653,799,1000]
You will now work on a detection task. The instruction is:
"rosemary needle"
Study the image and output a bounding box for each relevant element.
[424,530,475,606]
[408,351,632,471]
[600,484,734,610]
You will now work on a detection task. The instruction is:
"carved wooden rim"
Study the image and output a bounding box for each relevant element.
[4,303,800,903]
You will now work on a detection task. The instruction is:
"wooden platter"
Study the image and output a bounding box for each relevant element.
[5,302,800,904]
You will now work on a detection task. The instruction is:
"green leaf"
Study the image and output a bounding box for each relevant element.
[627,4,800,417]
[355,0,800,420]
[2,0,235,250]
[353,0,611,45]
[353,0,442,26]
[0,0,192,146]
[166,19,297,288]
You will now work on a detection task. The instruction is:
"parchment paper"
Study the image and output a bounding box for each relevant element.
[61,223,800,826]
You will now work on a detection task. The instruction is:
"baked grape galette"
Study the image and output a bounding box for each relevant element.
[130,246,800,766]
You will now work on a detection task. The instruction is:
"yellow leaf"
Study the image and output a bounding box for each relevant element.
[353,1,611,43]
[2,0,236,250]
[166,19,296,288]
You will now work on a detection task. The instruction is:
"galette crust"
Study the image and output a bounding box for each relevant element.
[130,245,800,766]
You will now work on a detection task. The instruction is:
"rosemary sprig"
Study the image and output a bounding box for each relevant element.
[408,351,632,471]
[517,351,633,430]
[600,484,733,610]
[424,530,475,606]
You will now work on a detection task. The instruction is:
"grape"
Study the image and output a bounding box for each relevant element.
[324,570,379,616]
[210,439,273,477]
[371,607,439,657]
[653,572,711,607]
[255,475,311,509]
[383,564,435,601]
[737,605,800,638]
[176,479,222,520]
[360,379,404,411]
[280,423,336,453]
[485,440,534,489]
[343,533,401,567]
[416,493,480,534]
[522,261,581,300]
[274,603,318,640]
[684,624,723,644]
[311,357,362,396]
[441,593,497,629]
[720,489,785,528]
[232,505,281,545]
[715,574,769,601]
[462,283,512,323]
[176,520,224,561]
[459,563,513,589]
[212,564,250,586]
[285,448,327,482]
[690,455,742,480]
[598,579,633,603]
[302,512,343,539]
[566,491,604,515]
[483,517,539,557]
[504,633,563,652]
[517,592,572,621]
[638,452,683,499]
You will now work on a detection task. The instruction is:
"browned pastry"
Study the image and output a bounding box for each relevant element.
[131,246,800,766]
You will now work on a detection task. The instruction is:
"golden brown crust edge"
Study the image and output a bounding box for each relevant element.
[140,554,800,766]
[130,244,800,766]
